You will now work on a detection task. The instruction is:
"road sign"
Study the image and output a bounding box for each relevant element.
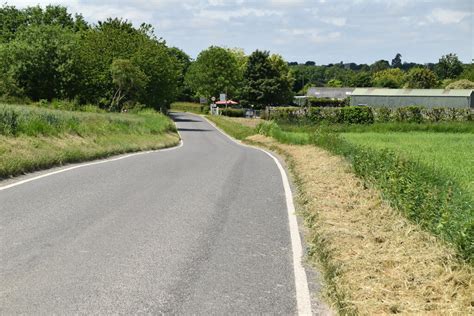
[219,93,226,102]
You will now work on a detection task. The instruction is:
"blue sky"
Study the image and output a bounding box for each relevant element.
[13,0,473,64]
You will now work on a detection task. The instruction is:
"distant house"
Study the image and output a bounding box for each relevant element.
[350,88,474,109]
[306,87,355,100]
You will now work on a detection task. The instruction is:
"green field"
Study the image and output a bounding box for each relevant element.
[343,132,474,195]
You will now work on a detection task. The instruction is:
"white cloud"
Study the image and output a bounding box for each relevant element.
[196,8,283,21]
[280,28,341,44]
[321,17,346,27]
[428,8,470,25]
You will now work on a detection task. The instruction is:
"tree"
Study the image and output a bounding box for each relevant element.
[327,79,343,87]
[372,68,405,88]
[445,79,474,89]
[404,67,438,88]
[241,50,294,107]
[370,60,390,73]
[110,59,148,110]
[459,63,474,82]
[391,53,402,68]
[305,61,316,66]
[435,53,463,80]
[184,46,242,99]
[0,24,80,101]
[168,47,192,100]
[350,71,372,87]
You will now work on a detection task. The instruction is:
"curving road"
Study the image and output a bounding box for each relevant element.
[0,112,311,314]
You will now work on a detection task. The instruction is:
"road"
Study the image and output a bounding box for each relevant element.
[1,112,311,314]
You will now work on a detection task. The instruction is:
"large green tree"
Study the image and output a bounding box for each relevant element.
[372,68,405,88]
[435,53,463,80]
[185,46,242,99]
[241,50,294,107]
[0,24,80,100]
[404,67,438,88]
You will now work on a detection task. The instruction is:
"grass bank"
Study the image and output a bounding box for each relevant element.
[0,104,180,179]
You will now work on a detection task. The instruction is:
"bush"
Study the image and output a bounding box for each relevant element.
[341,106,374,124]
[395,106,423,123]
[220,108,244,117]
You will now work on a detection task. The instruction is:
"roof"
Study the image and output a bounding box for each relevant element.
[352,88,473,97]
[306,87,355,99]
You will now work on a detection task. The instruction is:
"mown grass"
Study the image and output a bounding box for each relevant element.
[0,104,179,179]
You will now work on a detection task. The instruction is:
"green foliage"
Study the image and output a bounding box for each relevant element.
[241,50,294,108]
[0,24,81,101]
[370,60,390,73]
[404,67,438,88]
[327,79,343,87]
[185,46,242,100]
[372,68,406,88]
[445,79,474,89]
[220,108,244,117]
[267,106,473,124]
[435,53,463,80]
[170,102,208,114]
[110,59,148,110]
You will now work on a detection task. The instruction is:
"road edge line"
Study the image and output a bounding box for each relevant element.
[0,130,184,192]
[202,115,312,315]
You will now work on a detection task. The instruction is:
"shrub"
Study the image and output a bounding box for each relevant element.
[341,106,374,124]
[220,108,244,117]
[395,106,423,123]
[373,107,392,123]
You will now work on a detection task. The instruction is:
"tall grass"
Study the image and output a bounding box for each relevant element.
[0,104,179,179]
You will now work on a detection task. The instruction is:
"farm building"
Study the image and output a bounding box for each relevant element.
[306,87,354,100]
[350,88,474,109]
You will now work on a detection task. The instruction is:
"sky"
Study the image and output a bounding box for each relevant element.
[11,0,474,65]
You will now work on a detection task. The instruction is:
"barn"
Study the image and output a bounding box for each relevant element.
[306,87,355,100]
[350,88,474,109]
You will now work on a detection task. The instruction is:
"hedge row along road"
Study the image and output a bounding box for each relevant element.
[0,112,320,314]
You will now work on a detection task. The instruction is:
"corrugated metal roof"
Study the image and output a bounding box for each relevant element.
[352,88,473,97]
[306,87,354,99]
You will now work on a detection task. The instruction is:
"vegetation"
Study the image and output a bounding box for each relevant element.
[0,103,179,178]
[0,5,186,111]
[205,115,255,140]
[290,53,470,93]
[264,106,473,124]
[170,102,208,114]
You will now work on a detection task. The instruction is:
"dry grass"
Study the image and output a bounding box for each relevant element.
[247,134,473,315]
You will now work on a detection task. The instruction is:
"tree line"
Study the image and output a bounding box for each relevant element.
[0,4,188,111]
[290,53,474,94]
[0,4,472,111]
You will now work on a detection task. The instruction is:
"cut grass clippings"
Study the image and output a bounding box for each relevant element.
[247,134,473,315]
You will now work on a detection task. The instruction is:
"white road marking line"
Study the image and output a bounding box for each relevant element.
[202,115,312,315]
[0,133,183,192]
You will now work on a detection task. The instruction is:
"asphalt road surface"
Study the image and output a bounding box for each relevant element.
[1,112,312,314]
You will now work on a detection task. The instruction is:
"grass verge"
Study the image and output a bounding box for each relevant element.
[170,102,207,114]
[247,135,473,314]
[205,115,256,140]
[0,104,180,179]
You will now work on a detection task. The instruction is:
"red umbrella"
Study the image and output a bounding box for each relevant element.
[215,100,239,105]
